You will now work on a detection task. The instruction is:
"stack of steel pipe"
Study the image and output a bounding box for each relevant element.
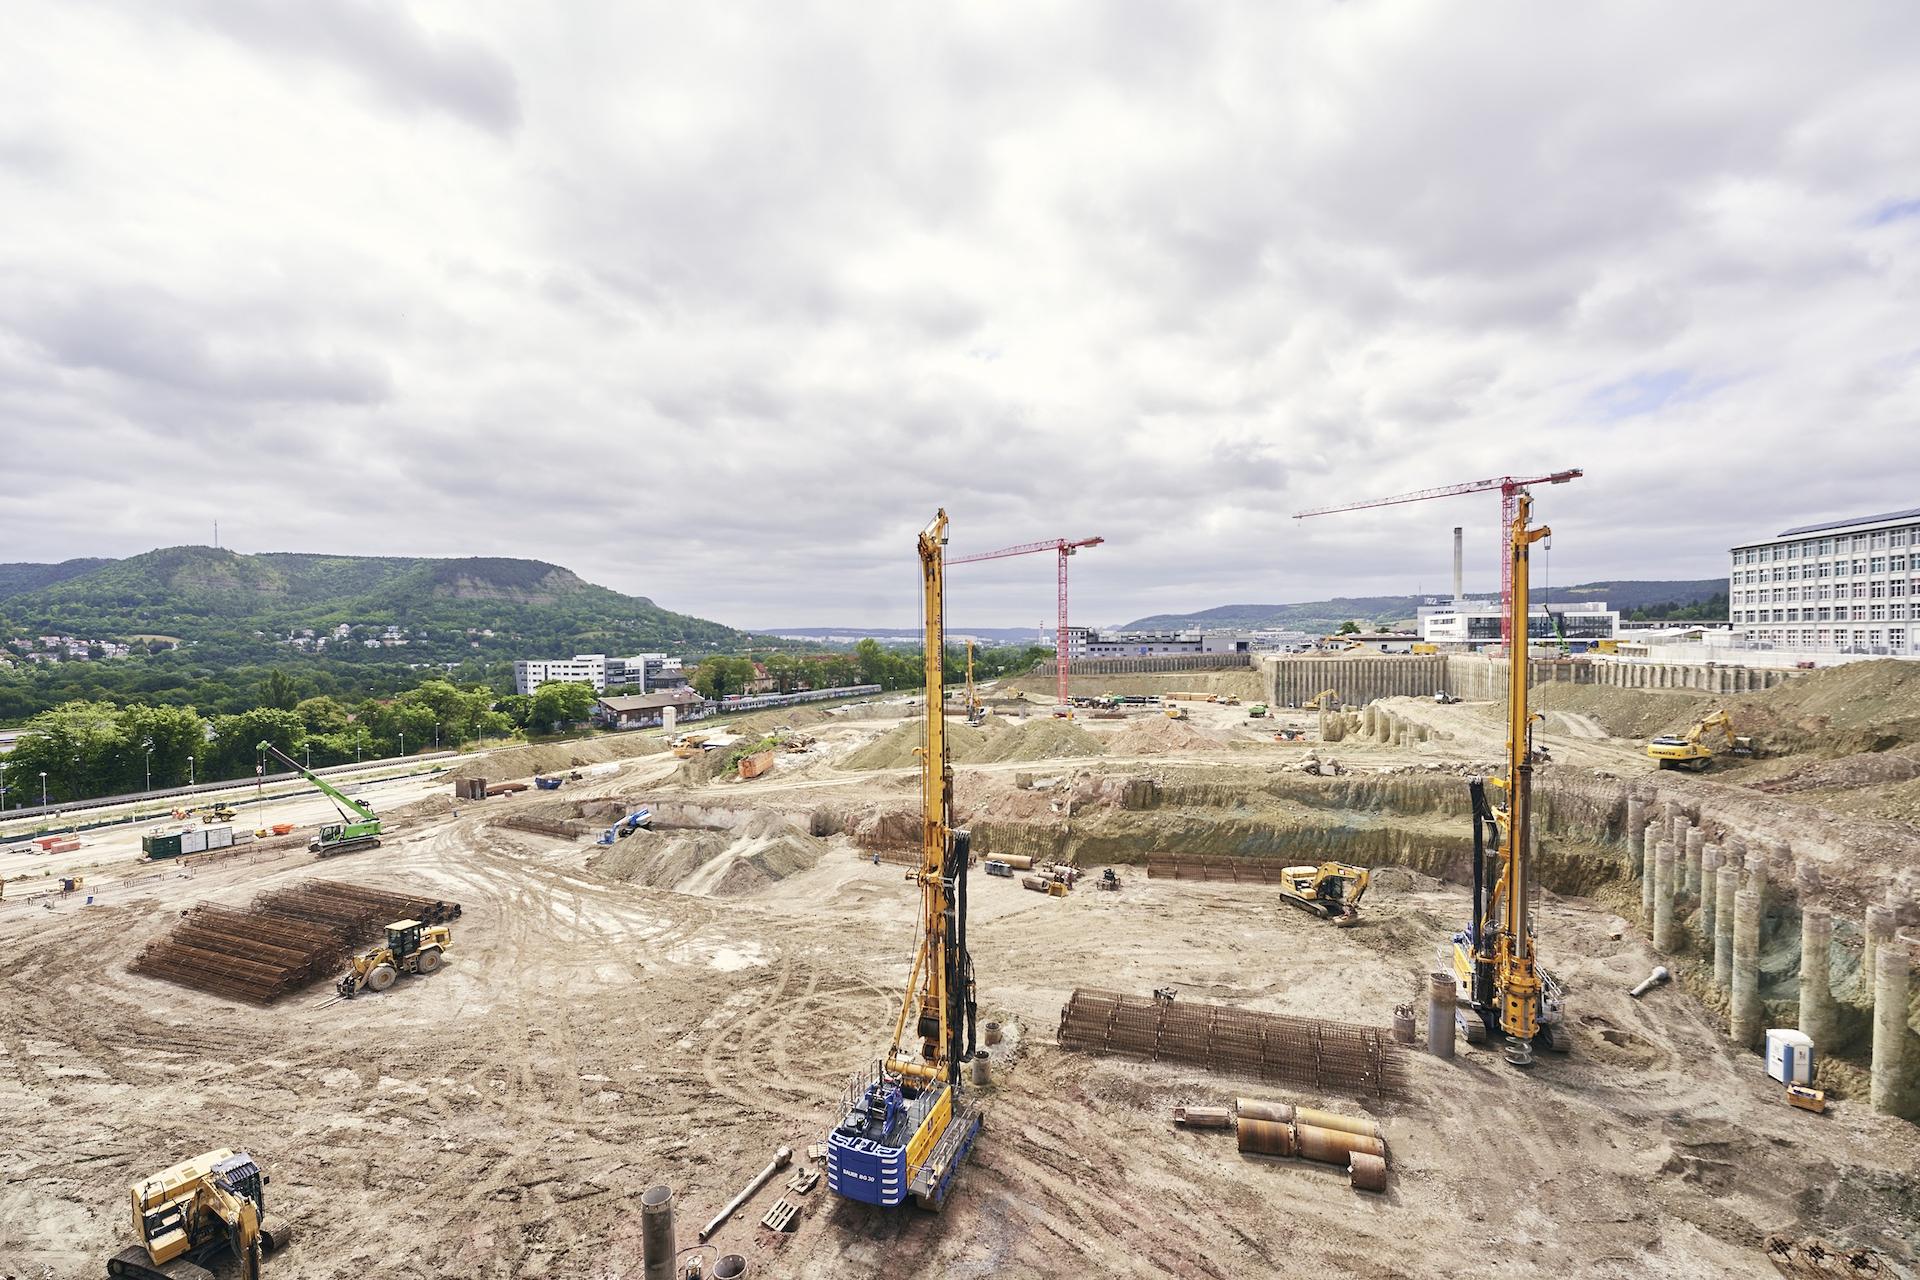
[1225,1097,1389,1193]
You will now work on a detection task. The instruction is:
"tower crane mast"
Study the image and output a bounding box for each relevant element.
[948,535,1103,710]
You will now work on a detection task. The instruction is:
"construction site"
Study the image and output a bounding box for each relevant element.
[3,500,1919,1280]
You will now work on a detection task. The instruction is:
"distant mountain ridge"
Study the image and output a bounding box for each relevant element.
[1122,579,1727,632]
[0,546,753,661]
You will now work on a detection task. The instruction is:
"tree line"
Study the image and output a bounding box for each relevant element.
[689,642,1048,700]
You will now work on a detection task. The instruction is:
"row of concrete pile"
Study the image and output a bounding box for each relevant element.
[1173,1097,1388,1193]
[1627,795,1915,1117]
[1315,701,1447,747]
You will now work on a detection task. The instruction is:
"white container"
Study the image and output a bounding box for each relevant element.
[180,828,208,855]
[204,825,234,850]
[1765,1028,1814,1084]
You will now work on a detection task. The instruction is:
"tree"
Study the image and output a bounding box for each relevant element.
[1337,620,1361,635]
[259,669,300,710]
[692,656,755,700]
[497,693,534,730]
[529,681,597,732]
[207,707,307,776]
[294,695,351,736]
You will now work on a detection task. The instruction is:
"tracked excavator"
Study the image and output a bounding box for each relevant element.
[109,1149,292,1280]
[1647,710,1754,771]
[825,510,983,1211]
[1448,492,1571,1066]
[256,742,382,856]
[1279,862,1370,925]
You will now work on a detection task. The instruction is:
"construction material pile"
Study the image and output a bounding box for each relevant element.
[1104,717,1230,755]
[1174,1097,1390,1194]
[1058,988,1407,1100]
[1146,855,1290,884]
[128,881,462,1004]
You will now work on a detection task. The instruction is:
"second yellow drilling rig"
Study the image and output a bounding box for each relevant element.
[1449,491,1570,1066]
[824,509,983,1210]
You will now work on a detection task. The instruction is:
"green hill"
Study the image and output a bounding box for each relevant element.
[0,546,750,660]
[0,557,115,600]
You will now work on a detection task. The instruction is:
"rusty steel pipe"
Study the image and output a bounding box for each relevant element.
[1293,1107,1379,1140]
[1234,1099,1294,1124]
[1349,1151,1389,1193]
[1235,1118,1297,1157]
[1294,1123,1386,1166]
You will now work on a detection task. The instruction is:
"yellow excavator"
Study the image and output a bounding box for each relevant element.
[336,919,452,998]
[1304,688,1339,711]
[825,510,983,1211]
[1647,710,1754,771]
[1449,491,1570,1066]
[1279,862,1370,925]
[109,1149,292,1279]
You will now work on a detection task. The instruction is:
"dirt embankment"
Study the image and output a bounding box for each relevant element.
[587,812,830,896]
[840,717,1106,770]
[1003,669,1263,701]
[446,733,666,783]
[1526,659,1920,758]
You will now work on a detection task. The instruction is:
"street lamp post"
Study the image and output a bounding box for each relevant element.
[399,732,406,757]
[40,771,49,807]
[144,742,153,794]
[187,756,195,787]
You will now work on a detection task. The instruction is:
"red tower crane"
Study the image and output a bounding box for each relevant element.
[1294,470,1582,648]
[948,536,1104,708]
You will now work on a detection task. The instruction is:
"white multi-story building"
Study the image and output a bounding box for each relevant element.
[1062,628,1254,658]
[1416,600,1618,650]
[513,653,680,695]
[514,654,609,695]
[1730,507,1919,657]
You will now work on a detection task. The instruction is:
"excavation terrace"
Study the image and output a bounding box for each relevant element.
[2,659,1917,1278]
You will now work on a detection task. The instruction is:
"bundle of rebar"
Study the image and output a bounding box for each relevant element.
[128,881,462,1003]
[1145,855,1291,884]
[1058,988,1407,1100]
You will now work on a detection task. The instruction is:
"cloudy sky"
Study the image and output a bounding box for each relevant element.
[4,3,1918,629]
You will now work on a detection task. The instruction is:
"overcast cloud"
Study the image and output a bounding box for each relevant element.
[3,2,1918,629]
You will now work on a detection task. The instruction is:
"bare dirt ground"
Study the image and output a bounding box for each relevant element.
[1,694,1915,1279]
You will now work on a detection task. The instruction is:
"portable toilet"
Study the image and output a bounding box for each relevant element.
[1765,1028,1815,1084]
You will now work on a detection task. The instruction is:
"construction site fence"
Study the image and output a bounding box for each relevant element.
[1057,988,1408,1101]
[1033,654,1254,677]
[1146,855,1291,885]
[1,752,457,828]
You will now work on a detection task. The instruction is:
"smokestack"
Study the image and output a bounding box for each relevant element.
[1452,527,1464,605]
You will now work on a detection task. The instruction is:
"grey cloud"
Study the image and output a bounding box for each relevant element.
[5,283,391,406]
[179,0,520,136]
[5,3,1920,628]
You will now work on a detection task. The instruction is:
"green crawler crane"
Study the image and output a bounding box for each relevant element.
[256,742,383,857]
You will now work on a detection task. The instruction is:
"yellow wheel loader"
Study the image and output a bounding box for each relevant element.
[109,1149,291,1280]
[1279,862,1370,926]
[337,919,452,998]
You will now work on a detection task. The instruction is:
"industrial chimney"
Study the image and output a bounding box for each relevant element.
[1452,527,1464,606]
